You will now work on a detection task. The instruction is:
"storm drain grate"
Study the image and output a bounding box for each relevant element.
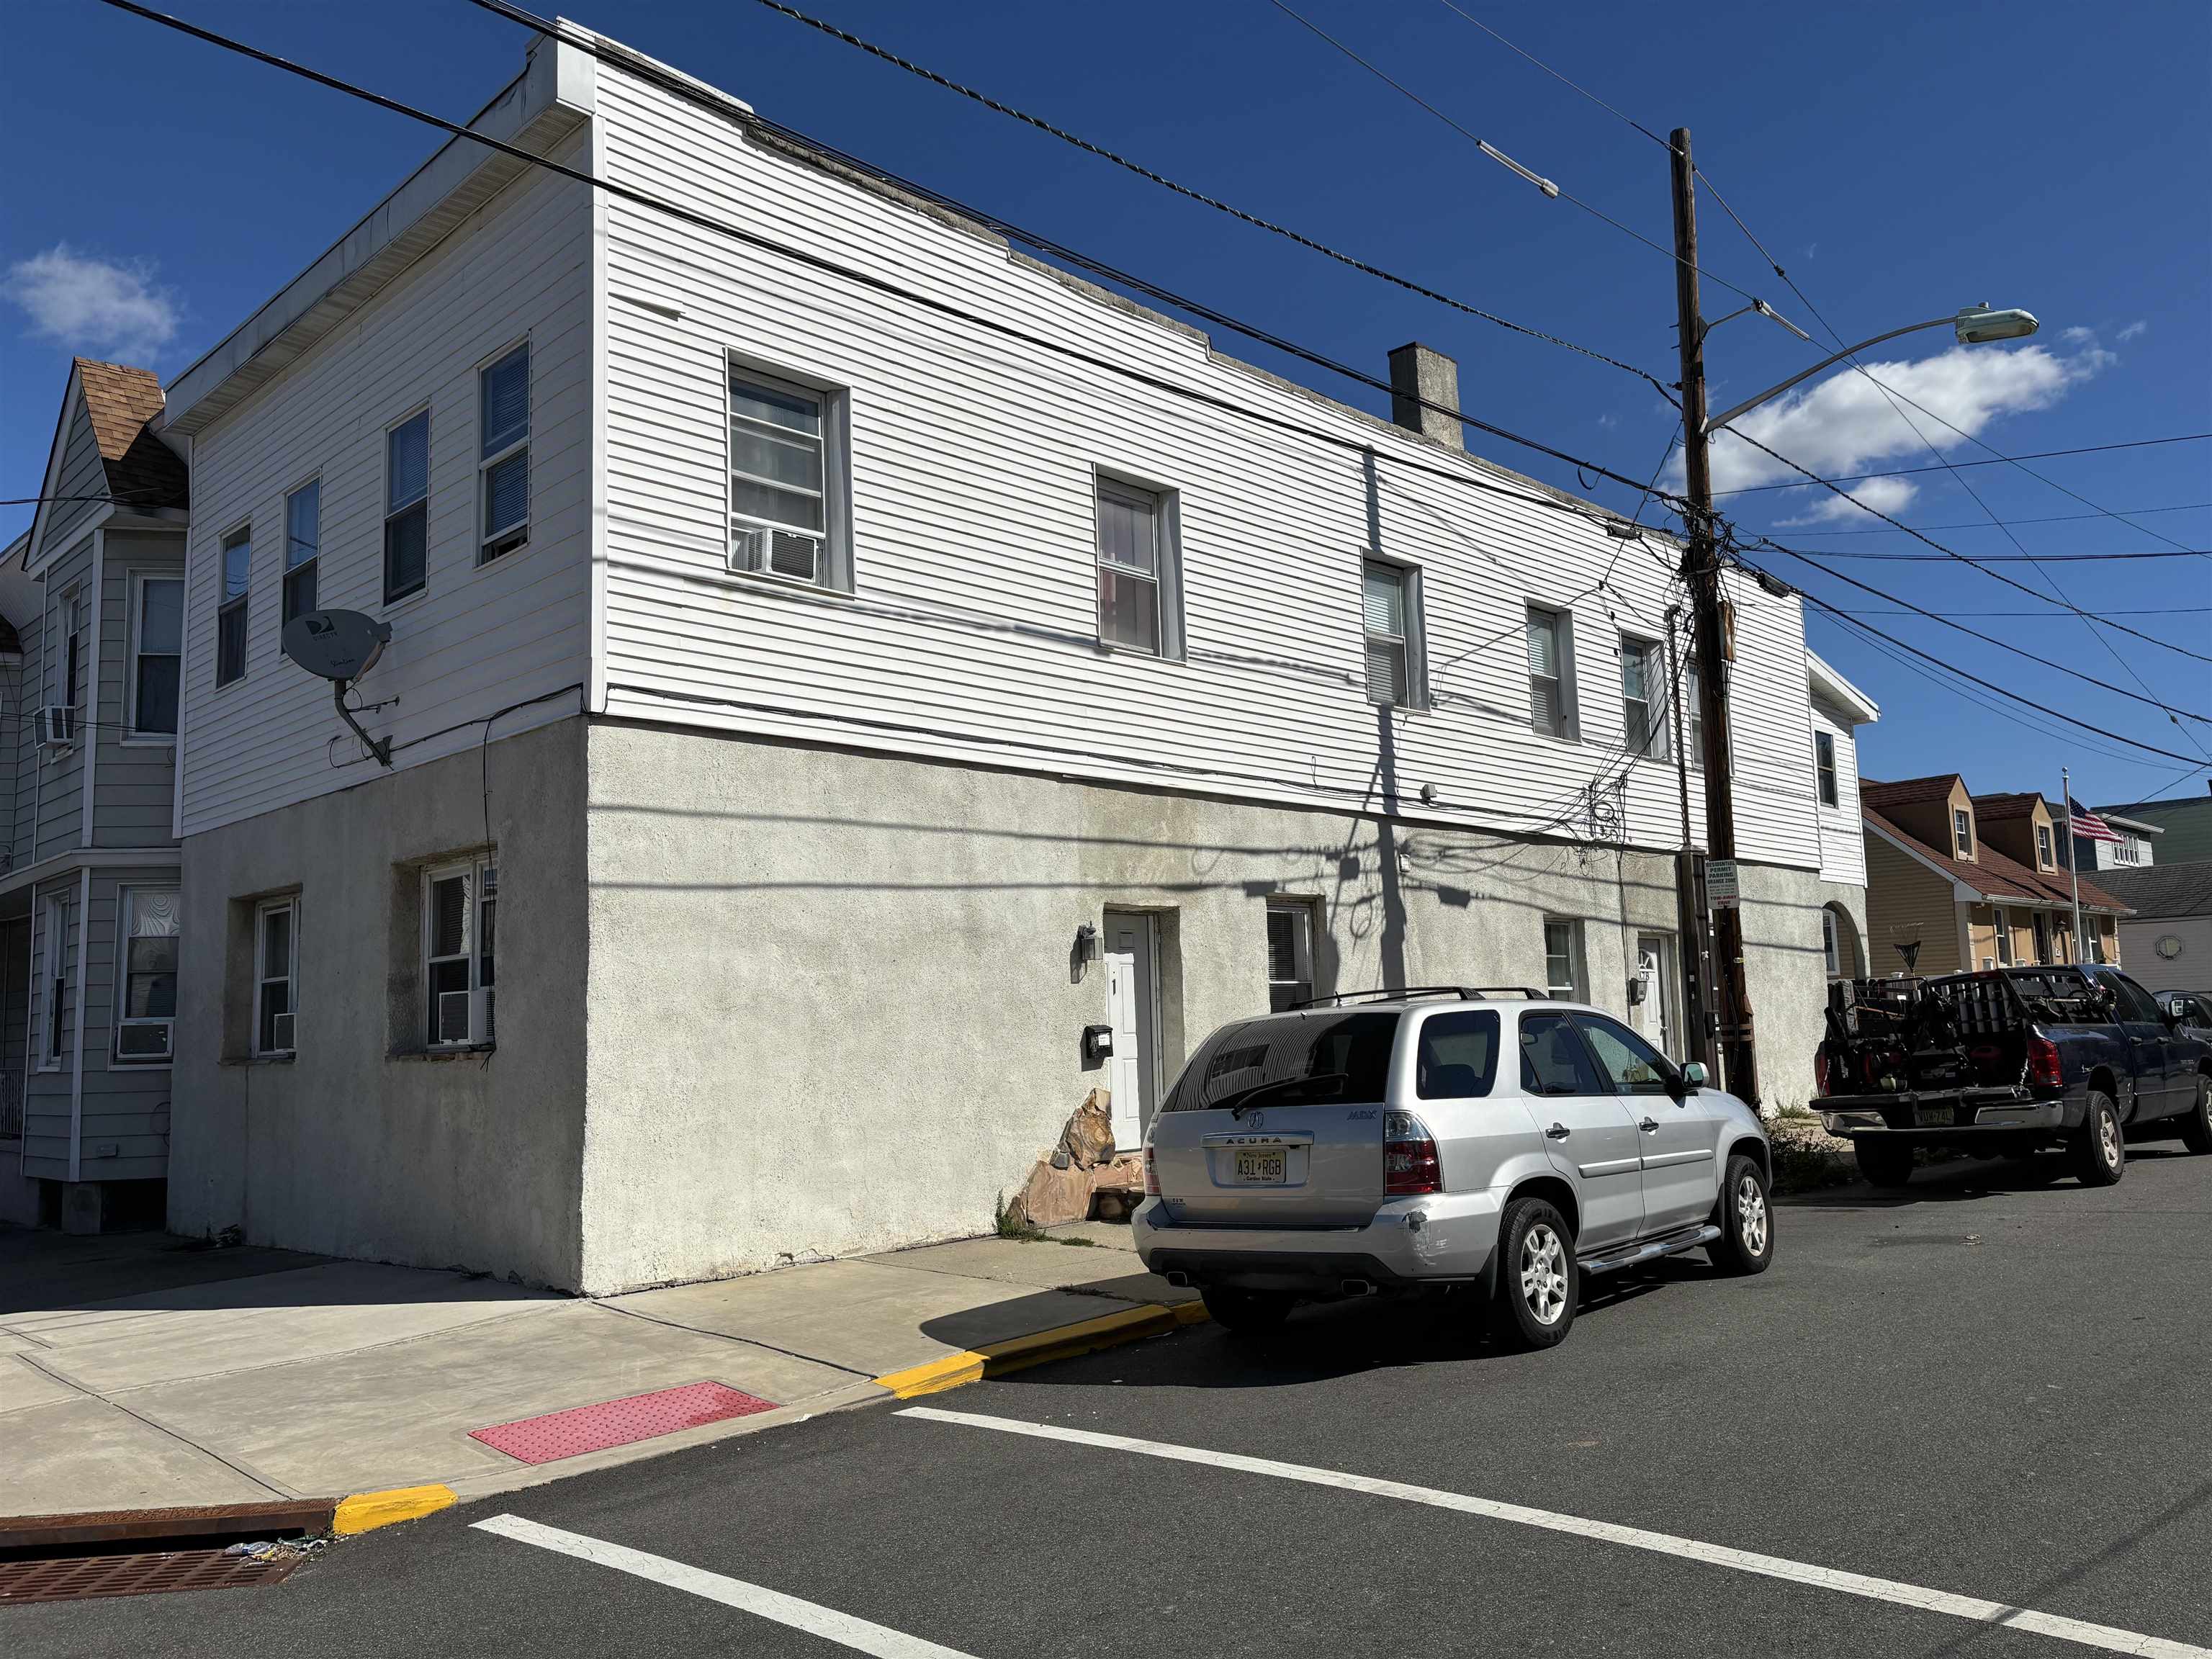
[471,1380,778,1465]
[0,1547,302,1605]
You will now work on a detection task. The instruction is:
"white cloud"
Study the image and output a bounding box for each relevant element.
[1682,337,2113,520]
[1803,242,1819,260]
[1597,410,1620,430]
[2117,319,2148,342]
[1779,474,1919,526]
[4,243,181,361]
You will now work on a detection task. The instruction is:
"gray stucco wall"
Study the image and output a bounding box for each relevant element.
[1732,862,1864,1112]
[169,716,590,1287]
[576,723,1738,1294]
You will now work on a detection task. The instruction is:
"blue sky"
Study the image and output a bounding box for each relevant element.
[4,0,2207,807]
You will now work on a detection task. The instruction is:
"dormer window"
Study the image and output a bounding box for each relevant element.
[1954,808,1974,859]
[2036,822,2054,869]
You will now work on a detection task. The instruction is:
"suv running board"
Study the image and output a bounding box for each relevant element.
[1579,1223,1722,1277]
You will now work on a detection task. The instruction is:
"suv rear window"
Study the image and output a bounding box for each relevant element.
[1161,1011,1400,1114]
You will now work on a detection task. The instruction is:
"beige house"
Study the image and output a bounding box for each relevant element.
[1860,777,2126,978]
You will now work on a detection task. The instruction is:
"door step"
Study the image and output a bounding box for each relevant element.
[1580,1223,1722,1277]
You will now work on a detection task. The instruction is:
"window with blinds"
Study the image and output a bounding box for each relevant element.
[1684,655,1704,768]
[480,343,530,563]
[117,886,179,1063]
[1095,480,1164,654]
[1619,634,1666,760]
[729,371,834,586]
[385,410,430,603]
[1527,605,1575,739]
[132,574,182,734]
[1815,729,1838,806]
[1361,560,1416,708]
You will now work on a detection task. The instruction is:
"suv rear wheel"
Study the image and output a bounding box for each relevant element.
[2180,1074,2212,1156]
[2072,1089,2126,1187]
[1200,1286,1294,1334]
[1493,1195,1577,1350]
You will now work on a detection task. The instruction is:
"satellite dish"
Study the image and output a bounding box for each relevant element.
[283,610,391,681]
[282,609,395,768]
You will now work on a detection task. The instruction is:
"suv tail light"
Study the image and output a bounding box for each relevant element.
[1383,1110,1442,1196]
[2026,1033,2064,1089]
[1143,1143,1159,1196]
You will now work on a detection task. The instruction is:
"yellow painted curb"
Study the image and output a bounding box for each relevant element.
[872,1300,1206,1400]
[333,1483,457,1536]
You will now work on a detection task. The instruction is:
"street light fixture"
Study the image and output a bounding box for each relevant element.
[1702,302,2039,436]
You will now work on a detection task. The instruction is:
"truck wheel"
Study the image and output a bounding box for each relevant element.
[1853,1138,1915,1190]
[1200,1287,1294,1334]
[2072,1089,2126,1187]
[1708,1154,1775,1276]
[1493,1196,1578,1351]
[2179,1075,2212,1155]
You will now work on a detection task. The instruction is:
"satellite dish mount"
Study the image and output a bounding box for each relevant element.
[281,610,395,768]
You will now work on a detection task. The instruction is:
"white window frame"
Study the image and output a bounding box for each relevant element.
[125,569,184,739]
[37,894,66,1071]
[383,405,431,606]
[1542,917,1586,1002]
[1814,729,1839,807]
[1527,604,1578,741]
[1265,899,1318,1012]
[1995,909,2014,966]
[215,521,251,688]
[477,341,531,564]
[422,857,496,1049]
[1683,653,1704,770]
[2032,910,2051,965]
[114,885,180,1066]
[62,590,84,714]
[1361,558,1425,709]
[1821,908,1841,978]
[2036,822,2054,869]
[1954,807,1974,858]
[1092,472,1184,659]
[283,475,320,626]
[255,897,298,1057]
[1619,632,1667,761]
[726,360,851,591]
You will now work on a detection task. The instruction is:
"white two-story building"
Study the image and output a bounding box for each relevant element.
[45,25,1874,1288]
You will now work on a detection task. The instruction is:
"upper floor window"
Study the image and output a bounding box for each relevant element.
[729,370,841,588]
[217,526,250,686]
[480,343,530,563]
[116,886,179,1064]
[130,574,184,735]
[1684,654,1704,768]
[1815,729,1838,806]
[2036,822,2054,868]
[1619,634,1666,760]
[1954,807,1974,859]
[63,593,84,711]
[425,858,496,1048]
[284,480,320,624]
[1527,606,1576,740]
[1362,560,1421,708]
[385,410,430,604]
[1095,477,1176,655]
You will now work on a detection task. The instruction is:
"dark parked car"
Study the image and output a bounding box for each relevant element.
[1813,963,2212,1188]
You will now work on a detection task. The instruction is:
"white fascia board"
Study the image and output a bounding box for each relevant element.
[1806,648,1879,725]
[163,35,596,436]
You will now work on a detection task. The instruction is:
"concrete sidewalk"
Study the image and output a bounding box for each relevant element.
[0,1220,1194,1521]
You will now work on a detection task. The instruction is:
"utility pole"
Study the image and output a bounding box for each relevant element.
[1669,127,1758,1105]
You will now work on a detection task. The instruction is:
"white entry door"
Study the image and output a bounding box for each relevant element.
[1102,909,1161,1150]
[1632,933,1675,1058]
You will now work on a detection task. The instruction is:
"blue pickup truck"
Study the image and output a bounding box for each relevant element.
[1814,963,2212,1189]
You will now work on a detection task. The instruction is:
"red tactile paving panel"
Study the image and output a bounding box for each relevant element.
[469,1381,778,1465]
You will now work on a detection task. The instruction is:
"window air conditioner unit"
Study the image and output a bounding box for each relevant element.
[117,1022,171,1060]
[436,989,473,1046]
[38,706,75,747]
[729,524,821,583]
[728,524,769,575]
[271,1012,296,1054]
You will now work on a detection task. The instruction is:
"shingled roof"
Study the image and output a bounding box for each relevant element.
[1864,804,2129,914]
[75,359,189,512]
[1969,791,2044,822]
[1861,775,1961,809]
[2094,863,2212,920]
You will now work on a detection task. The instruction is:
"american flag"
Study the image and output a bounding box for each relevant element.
[2069,796,2122,843]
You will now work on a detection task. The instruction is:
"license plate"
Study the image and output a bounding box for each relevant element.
[1233,1148,1286,1184]
[1914,1105,1954,1128]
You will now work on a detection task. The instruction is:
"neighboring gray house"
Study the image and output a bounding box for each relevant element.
[2074,809,2162,873]
[2098,863,2212,1000]
[0,360,189,1231]
[2094,793,2212,866]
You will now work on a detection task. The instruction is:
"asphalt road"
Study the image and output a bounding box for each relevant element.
[14,1147,2212,1658]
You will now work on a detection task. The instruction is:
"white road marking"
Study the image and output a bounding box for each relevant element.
[471,1514,981,1659]
[902,1406,2209,1659]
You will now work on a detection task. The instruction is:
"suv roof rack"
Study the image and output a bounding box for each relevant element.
[1289,986,1547,1010]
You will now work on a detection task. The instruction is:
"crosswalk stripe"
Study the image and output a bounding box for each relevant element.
[472,1513,981,1658]
[901,1406,2210,1659]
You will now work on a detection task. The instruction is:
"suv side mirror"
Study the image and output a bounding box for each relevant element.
[1681,1061,1708,1092]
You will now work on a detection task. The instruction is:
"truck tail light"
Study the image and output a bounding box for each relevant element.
[2026,1033,2063,1089]
[1143,1143,1159,1196]
[1383,1110,1443,1196]
[1815,1048,1831,1097]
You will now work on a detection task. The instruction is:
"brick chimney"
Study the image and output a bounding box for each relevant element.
[1388,342,1463,449]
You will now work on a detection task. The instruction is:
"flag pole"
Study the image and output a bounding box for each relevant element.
[2062,765,2085,963]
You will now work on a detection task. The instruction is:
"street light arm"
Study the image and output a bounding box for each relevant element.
[1701,316,1955,437]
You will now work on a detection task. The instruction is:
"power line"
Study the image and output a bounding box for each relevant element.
[1831,604,2212,618]
[1264,0,1763,304]
[1767,546,2206,563]
[98,0,1680,537]
[738,0,1671,392]
[1430,0,1670,149]
[1779,502,2211,535]
[1712,434,2210,496]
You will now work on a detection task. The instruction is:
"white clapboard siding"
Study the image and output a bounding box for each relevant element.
[176,132,595,840]
[1810,694,1869,886]
[593,63,1822,871]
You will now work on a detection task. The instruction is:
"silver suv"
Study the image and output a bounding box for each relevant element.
[1132,987,1773,1349]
